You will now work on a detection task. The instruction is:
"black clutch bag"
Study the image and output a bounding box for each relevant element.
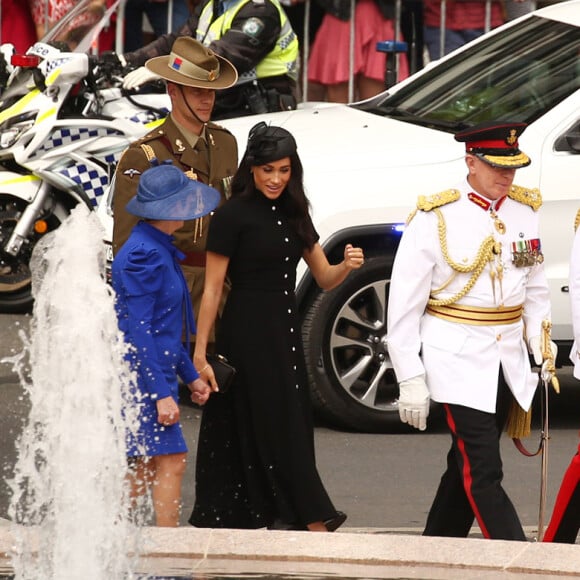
[207,354,236,394]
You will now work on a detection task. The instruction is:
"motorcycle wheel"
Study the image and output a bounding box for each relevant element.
[0,195,64,313]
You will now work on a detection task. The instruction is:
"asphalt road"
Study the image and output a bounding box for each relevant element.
[2,312,580,534]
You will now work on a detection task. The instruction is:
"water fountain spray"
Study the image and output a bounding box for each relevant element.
[7,205,141,580]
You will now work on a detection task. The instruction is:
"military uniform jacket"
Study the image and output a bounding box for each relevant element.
[569,223,580,379]
[112,115,238,255]
[387,179,551,413]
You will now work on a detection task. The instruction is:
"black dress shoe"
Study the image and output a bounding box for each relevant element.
[268,519,307,530]
[324,511,347,532]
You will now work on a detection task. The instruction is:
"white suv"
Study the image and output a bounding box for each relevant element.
[218,0,580,431]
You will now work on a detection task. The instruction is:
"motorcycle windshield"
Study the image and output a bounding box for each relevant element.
[1,0,121,105]
[32,0,122,55]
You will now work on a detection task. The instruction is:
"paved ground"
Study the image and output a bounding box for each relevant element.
[1,520,580,579]
[3,312,580,579]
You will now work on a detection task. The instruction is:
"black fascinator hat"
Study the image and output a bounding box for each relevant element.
[244,122,297,165]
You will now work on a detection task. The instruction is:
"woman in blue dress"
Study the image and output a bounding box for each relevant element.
[190,123,365,531]
[112,164,219,527]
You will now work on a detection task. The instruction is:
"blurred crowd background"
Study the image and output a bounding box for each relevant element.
[0,0,568,105]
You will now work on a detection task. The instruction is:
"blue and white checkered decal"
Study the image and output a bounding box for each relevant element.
[36,127,123,154]
[60,163,109,207]
[42,56,74,76]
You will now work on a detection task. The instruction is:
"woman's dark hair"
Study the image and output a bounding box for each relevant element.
[231,124,318,249]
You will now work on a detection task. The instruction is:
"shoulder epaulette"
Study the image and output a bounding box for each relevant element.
[574,208,580,232]
[207,121,233,134]
[507,184,542,211]
[134,128,165,145]
[139,143,157,163]
[417,189,460,211]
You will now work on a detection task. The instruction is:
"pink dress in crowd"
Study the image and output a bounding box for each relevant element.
[308,0,409,86]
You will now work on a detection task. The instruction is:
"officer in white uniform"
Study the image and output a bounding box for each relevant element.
[387,121,555,541]
[543,218,580,543]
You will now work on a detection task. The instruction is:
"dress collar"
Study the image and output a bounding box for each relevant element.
[467,191,507,212]
[136,221,185,261]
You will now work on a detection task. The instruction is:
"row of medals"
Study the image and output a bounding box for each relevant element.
[490,208,544,271]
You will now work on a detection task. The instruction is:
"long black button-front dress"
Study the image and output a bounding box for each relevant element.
[189,191,338,529]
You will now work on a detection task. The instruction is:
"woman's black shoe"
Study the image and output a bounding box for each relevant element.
[268,519,307,530]
[324,511,347,532]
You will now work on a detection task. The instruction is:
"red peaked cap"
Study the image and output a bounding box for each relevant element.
[454,121,531,168]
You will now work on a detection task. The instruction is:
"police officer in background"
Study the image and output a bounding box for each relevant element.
[387,121,556,541]
[120,0,299,119]
[113,37,239,345]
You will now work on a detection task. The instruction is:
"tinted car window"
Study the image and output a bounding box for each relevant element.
[356,17,580,132]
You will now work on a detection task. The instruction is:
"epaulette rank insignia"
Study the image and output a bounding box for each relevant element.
[139,143,158,165]
[574,208,580,232]
[508,185,542,211]
[417,189,460,211]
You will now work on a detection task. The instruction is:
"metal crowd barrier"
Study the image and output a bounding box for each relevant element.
[115,0,178,54]
[300,0,404,102]
[301,0,550,103]
[1,0,558,103]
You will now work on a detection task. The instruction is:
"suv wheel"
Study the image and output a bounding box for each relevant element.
[302,255,401,432]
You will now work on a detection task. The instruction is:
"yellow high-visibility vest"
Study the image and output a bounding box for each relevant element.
[196,0,298,83]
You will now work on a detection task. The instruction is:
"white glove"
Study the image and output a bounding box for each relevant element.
[398,374,430,431]
[540,359,555,384]
[122,66,161,90]
[0,43,15,74]
[528,335,558,366]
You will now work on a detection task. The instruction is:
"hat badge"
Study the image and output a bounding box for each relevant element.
[506,129,518,146]
[207,69,217,81]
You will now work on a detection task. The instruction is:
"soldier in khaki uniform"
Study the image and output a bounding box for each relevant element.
[113,37,239,343]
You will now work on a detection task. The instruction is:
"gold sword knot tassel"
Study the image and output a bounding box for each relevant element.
[541,320,560,394]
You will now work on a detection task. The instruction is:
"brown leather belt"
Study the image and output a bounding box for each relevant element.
[180,251,206,268]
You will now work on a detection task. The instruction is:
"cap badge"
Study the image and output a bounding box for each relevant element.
[171,56,183,71]
[506,129,517,146]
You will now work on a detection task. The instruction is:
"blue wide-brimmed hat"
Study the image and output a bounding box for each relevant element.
[126,164,220,220]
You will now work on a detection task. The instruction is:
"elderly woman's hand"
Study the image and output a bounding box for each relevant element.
[343,243,365,270]
[188,377,212,405]
[156,396,180,426]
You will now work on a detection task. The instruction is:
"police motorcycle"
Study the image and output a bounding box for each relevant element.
[0,0,171,312]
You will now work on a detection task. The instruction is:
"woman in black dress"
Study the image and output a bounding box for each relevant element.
[189,122,364,531]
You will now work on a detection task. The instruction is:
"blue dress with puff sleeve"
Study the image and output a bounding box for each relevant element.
[112,221,199,457]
